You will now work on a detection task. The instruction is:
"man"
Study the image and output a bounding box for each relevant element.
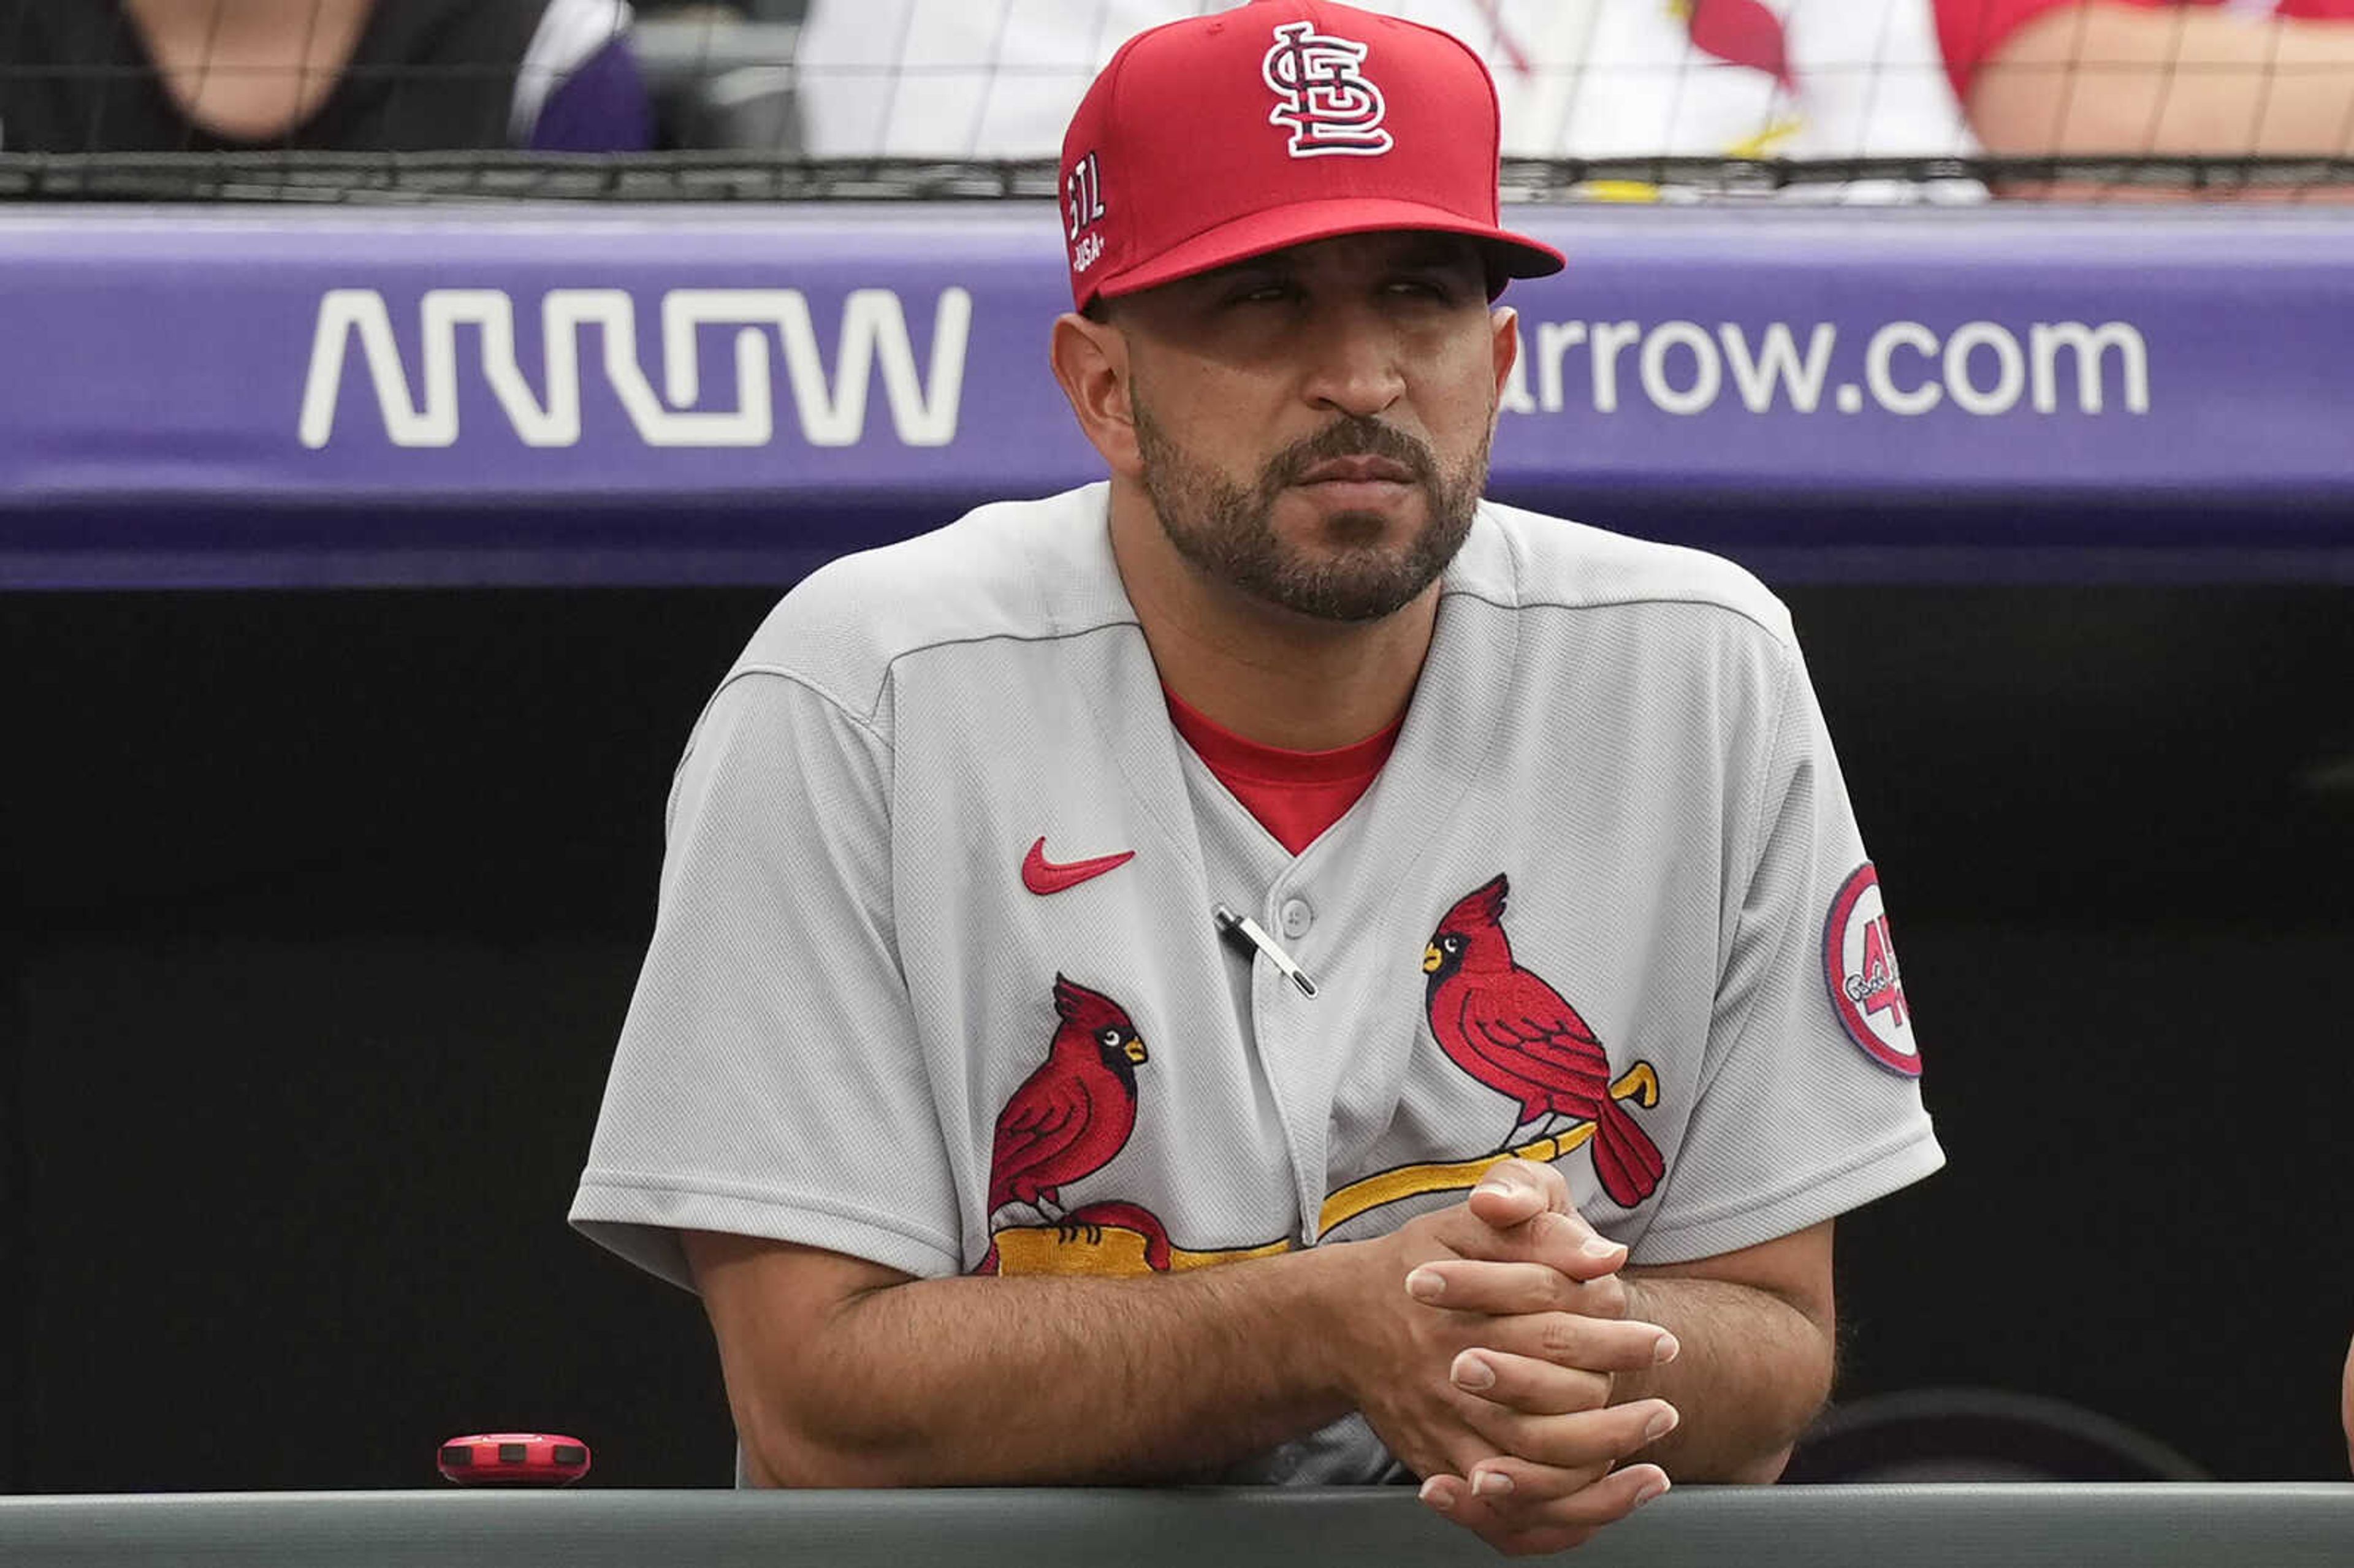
[571,1,1941,1554]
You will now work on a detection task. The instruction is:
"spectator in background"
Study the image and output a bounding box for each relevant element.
[1941,0,2354,166]
[791,0,1978,193]
[0,0,653,152]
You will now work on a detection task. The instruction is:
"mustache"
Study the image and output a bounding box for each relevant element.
[1260,417,1440,493]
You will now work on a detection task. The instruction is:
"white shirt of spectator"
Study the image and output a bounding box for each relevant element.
[791,0,1978,172]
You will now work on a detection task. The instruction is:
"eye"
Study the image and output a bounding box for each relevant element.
[1224,275,1297,306]
[1099,1027,1122,1049]
[1389,248,1488,300]
[1443,934,1462,953]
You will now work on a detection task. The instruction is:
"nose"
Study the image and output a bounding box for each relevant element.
[1297,300,1406,419]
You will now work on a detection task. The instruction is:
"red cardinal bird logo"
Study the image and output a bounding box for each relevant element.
[1423,876,1667,1208]
[986,976,1148,1223]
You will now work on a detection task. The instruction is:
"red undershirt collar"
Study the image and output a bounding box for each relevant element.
[1162,684,1406,854]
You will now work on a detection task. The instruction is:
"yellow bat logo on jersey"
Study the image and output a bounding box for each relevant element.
[977,1063,1657,1279]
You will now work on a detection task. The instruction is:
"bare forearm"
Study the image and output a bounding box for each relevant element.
[1610,1273,1834,1483]
[731,1248,1361,1486]
[2340,1331,2353,1472]
[1971,7,2354,158]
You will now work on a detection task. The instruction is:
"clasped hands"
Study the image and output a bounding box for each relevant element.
[1351,1159,1680,1558]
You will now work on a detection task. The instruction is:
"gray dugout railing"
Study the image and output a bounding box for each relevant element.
[1,1486,2349,1567]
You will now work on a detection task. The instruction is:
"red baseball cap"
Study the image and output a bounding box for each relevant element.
[1058,0,1564,310]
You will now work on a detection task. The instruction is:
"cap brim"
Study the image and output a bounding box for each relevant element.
[1090,196,1564,303]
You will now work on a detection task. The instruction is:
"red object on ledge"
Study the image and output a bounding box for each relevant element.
[435,1432,592,1486]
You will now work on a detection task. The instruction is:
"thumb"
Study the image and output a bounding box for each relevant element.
[1465,1159,1626,1280]
[1465,1157,1564,1230]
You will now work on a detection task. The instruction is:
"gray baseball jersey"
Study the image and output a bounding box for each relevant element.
[570,481,1941,1482]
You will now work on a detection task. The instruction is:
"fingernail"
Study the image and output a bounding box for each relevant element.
[1450,1351,1496,1391]
[1418,1478,1454,1512]
[1645,1406,1680,1441]
[1472,1470,1514,1498]
[1653,1333,1681,1364]
[1636,1477,1671,1509]
[1581,1235,1623,1260]
[1406,1268,1446,1303]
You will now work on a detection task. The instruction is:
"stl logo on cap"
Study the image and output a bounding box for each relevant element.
[1262,20,1392,158]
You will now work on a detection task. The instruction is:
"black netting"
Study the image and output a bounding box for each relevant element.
[2,150,2351,204]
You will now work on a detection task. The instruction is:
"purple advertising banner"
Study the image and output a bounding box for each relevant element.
[1,203,2349,587]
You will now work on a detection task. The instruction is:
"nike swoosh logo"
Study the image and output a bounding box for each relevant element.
[1022,837,1135,896]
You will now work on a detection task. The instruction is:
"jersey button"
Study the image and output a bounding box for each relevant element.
[1279,899,1312,938]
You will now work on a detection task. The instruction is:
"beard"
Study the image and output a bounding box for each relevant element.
[1132,402,1488,624]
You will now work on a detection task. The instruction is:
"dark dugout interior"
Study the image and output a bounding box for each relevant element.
[4,578,2350,1491]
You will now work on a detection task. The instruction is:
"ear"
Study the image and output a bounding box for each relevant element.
[1050,311,1143,479]
[1488,305,1519,414]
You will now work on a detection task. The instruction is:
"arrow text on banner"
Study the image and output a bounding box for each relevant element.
[297,286,973,451]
